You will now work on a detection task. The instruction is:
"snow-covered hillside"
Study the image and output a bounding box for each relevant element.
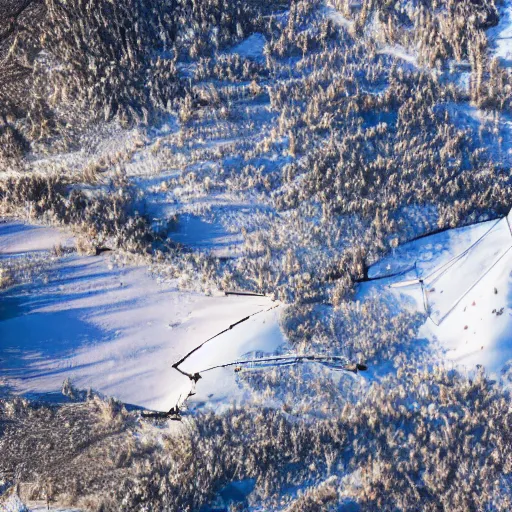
[0,0,511,416]
[0,221,286,411]
[2,0,512,509]
[3,210,511,414]
[361,212,512,376]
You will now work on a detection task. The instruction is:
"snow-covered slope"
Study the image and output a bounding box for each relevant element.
[179,304,285,411]
[0,222,73,255]
[489,0,512,62]
[361,214,512,376]
[3,211,511,412]
[0,221,286,411]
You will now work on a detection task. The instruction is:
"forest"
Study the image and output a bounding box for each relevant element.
[1,0,512,510]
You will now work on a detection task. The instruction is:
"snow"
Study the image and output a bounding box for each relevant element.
[326,0,512,71]
[377,45,418,66]
[0,222,73,256]
[0,492,80,512]
[180,305,283,375]
[436,103,512,165]
[422,219,511,324]
[0,493,27,512]
[179,304,286,410]
[489,0,512,63]
[231,34,267,62]
[3,1,512,413]
[5,209,510,414]
[324,2,418,67]
[361,214,512,376]
[0,221,285,412]
[322,4,354,31]
[170,213,243,258]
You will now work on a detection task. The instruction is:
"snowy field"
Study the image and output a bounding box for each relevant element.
[0,221,286,412]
